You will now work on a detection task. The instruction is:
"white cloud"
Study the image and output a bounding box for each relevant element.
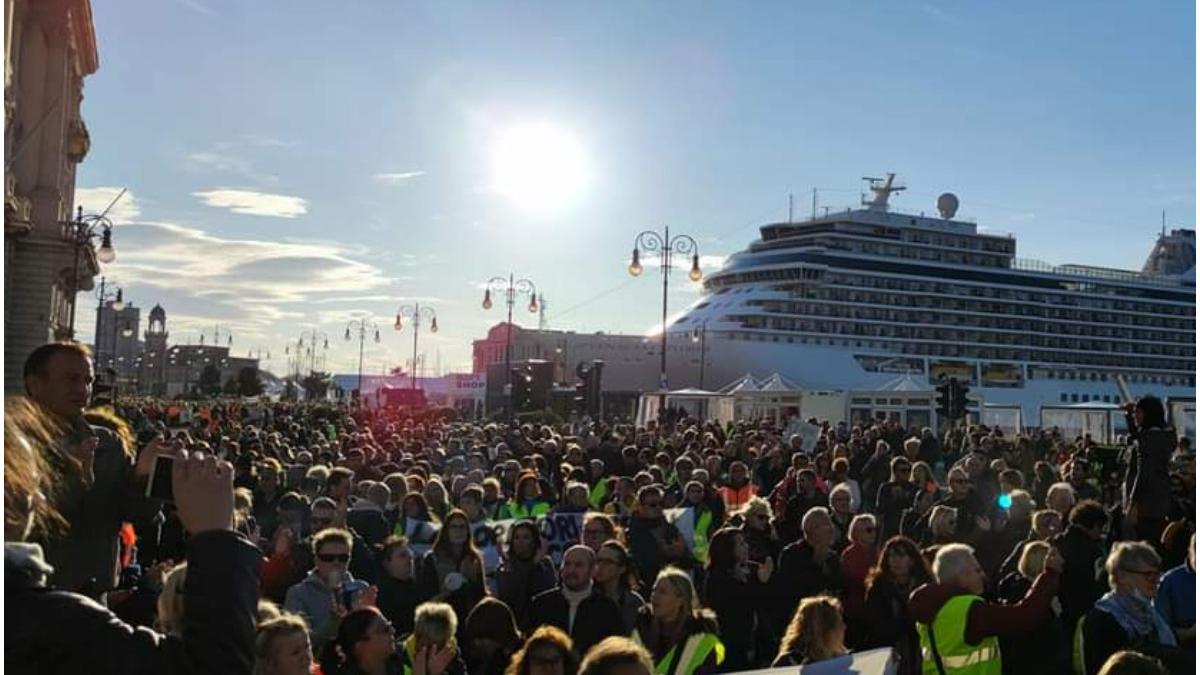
[74,186,142,224]
[373,171,426,184]
[698,254,727,270]
[187,152,256,175]
[193,188,308,218]
[112,221,388,304]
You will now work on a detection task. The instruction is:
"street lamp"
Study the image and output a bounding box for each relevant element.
[294,330,330,379]
[481,274,538,415]
[629,226,702,409]
[394,303,438,391]
[62,204,119,339]
[691,321,708,390]
[93,276,125,369]
[199,325,234,349]
[345,319,381,406]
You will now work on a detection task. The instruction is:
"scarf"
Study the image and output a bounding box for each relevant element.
[1094,591,1177,647]
[562,582,593,633]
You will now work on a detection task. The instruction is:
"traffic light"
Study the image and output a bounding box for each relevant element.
[935,380,951,418]
[573,365,590,414]
[951,381,970,420]
[511,367,533,412]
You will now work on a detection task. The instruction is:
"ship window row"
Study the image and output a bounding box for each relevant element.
[825,273,1194,314]
[807,236,1012,268]
[778,271,1194,319]
[724,318,1194,370]
[709,254,1193,304]
[755,299,1195,344]
[1030,367,1194,387]
[817,280,1196,327]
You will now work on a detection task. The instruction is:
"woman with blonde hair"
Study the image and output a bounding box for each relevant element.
[578,637,655,675]
[773,595,848,666]
[995,541,1068,675]
[504,625,579,675]
[255,613,313,675]
[923,505,958,546]
[737,496,781,564]
[156,562,188,637]
[632,567,724,675]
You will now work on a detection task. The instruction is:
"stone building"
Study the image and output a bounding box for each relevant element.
[471,322,709,393]
[135,305,259,397]
[4,0,101,391]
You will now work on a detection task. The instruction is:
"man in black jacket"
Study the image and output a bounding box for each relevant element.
[527,545,625,657]
[776,506,844,626]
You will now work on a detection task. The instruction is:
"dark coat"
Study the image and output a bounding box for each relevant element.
[703,567,772,670]
[1123,428,1175,520]
[5,531,261,675]
[775,539,843,626]
[496,556,558,627]
[1051,525,1106,630]
[994,572,1068,675]
[1081,603,1192,675]
[38,423,161,597]
[376,574,423,637]
[527,586,626,657]
[862,577,922,675]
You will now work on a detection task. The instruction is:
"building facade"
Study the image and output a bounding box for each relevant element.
[135,304,259,397]
[471,323,711,394]
[4,0,101,391]
[94,299,141,385]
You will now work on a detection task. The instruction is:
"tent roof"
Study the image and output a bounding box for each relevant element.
[719,373,760,394]
[876,374,931,392]
[758,373,803,391]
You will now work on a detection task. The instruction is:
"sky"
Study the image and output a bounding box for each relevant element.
[73,1,1196,376]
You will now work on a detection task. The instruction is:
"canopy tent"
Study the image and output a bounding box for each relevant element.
[635,388,735,427]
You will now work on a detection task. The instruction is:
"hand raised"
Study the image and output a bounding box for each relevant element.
[135,437,172,479]
[172,450,234,535]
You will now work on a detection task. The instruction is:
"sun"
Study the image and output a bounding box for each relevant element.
[490,122,590,213]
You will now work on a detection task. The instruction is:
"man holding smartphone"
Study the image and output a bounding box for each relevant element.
[22,342,166,601]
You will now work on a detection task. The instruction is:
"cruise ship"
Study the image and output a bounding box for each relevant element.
[670,174,1196,424]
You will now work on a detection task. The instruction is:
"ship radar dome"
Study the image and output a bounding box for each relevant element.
[937,193,959,219]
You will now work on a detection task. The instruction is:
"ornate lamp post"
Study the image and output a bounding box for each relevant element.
[691,320,708,390]
[61,204,118,339]
[345,319,381,405]
[93,276,125,368]
[481,274,538,414]
[628,226,702,409]
[394,303,438,391]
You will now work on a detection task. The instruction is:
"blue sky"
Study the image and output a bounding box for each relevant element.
[75,1,1196,375]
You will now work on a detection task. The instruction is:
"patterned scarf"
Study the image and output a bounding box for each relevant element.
[1094,591,1177,647]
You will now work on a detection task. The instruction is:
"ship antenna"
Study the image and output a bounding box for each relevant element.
[788,193,794,223]
[811,187,818,220]
[1162,209,1166,237]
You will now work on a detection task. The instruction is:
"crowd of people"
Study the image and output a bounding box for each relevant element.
[4,341,1196,675]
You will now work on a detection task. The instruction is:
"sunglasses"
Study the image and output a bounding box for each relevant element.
[317,553,351,563]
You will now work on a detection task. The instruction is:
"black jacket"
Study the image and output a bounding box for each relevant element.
[5,531,261,675]
[775,539,843,626]
[1082,603,1192,675]
[38,423,161,597]
[1051,525,1106,630]
[376,574,423,637]
[995,573,1067,675]
[527,586,626,657]
[702,567,771,669]
[862,577,921,675]
[1123,427,1175,520]
[496,556,558,627]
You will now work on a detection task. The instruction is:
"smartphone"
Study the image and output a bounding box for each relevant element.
[146,454,175,501]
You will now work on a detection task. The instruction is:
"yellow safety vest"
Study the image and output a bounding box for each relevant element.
[692,509,714,564]
[634,631,724,675]
[501,500,550,520]
[589,479,610,509]
[915,595,1002,675]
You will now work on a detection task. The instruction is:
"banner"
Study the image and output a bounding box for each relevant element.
[407,508,698,570]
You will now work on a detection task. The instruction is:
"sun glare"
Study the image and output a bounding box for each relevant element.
[490,122,589,213]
